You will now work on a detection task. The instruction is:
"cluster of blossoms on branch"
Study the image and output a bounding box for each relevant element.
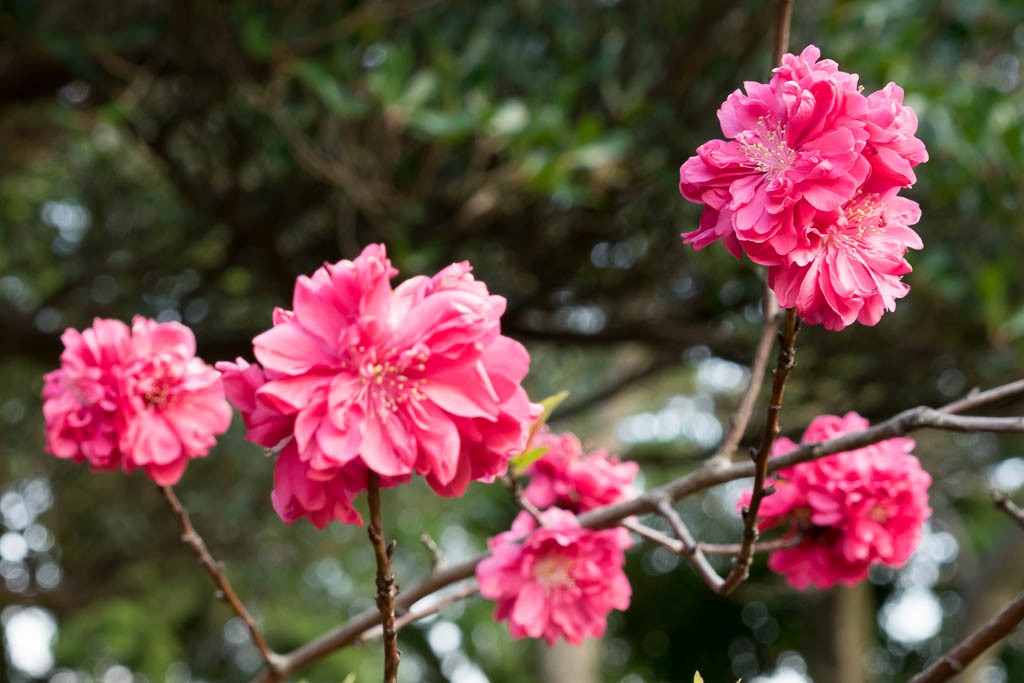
[36,45,942,674]
[740,412,932,589]
[679,45,928,330]
[42,317,232,485]
[477,430,637,644]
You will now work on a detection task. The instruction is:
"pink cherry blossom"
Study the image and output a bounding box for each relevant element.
[42,317,232,485]
[768,191,923,330]
[680,45,871,265]
[476,509,632,645]
[679,45,927,277]
[220,244,539,527]
[524,430,638,513]
[740,412,931,590]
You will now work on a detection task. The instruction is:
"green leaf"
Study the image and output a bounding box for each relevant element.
[509,445,550,475]
[535,390,570,427]
[694,673,704,683]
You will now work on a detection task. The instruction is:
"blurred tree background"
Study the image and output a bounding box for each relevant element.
[3,0,1024,681]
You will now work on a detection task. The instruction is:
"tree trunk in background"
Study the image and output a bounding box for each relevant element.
[959,528,1024,682]
[804,582,874,683]
[539,639,602,683]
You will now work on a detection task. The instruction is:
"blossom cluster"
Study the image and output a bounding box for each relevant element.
[42,317,232,485]
[477,430,637,645]
[740,412,931,589]
[218,243,539,527]
[680,45,928,330]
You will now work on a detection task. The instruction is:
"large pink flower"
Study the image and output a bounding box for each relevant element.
[477,509,632,645]
[740,412,931,590]
[42,317,232,485]
[524,430,638,513]
[679,45,927,272]
[220,244,539,526]
[768,191,923,330]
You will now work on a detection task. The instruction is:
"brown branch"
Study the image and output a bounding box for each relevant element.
[699,537,800,555]
[356,583,481,644]
[773,0,795,66]
[254,377,1024,682]
[713,304,782,463]
[367,473,400,683]
[992,490,1024,531]
[720,308,799,595]
[940,379,1024,415]
[159,486,282,673]
[910,591,1024,683]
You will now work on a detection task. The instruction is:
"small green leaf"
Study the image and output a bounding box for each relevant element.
[509,445,550,475]
[537,390,570,425]
[341,674,356,683]
[694,673,704,683]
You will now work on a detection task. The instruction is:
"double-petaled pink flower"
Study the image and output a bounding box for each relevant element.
[679,45,927,330]
[219,243,539,527]
[42,317,232,485]
[476,509,632,645]
[739,412,931,590]
[524,430,638,513]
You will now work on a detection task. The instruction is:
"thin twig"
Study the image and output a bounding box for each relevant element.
[992,490,1024,531]
[356,583,481,644]
[419,533,445,571]
[254,377,1024,683]
[720,309,799,595]
[910,591,1024,683]
[367,473,400,683]
[699,537,800,555]
[714,305,782,463]
[159,486,282,672]
[940,379,1024,415]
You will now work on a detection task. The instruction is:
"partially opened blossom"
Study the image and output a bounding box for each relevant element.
[220,243,539,527]
[768,191,923,330]
[42,317,232,485]
[524,430,638,513]
[740,412,931,590]
[477,509,632,645]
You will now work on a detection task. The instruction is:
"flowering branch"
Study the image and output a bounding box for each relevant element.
[910,591,1024,683]
[251,377,1024,682]
[720,308,800,595]
[366,473,401,683]
[159,486,282,673]
[991,490,1024,531]
[714,304,782,463]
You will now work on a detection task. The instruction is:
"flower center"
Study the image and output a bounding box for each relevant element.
[739,116,796,177]
[533,554,575,590]
[133,357,182,411]
[348,345,429,416]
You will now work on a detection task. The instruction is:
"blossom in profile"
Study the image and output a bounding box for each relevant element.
[219,243,539,526]
[42,317,232,485]
[768,191,923,330]
[476,509,632,645]
[740,412,931,589]
[524,430,638,513]
[43,318,132,470]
